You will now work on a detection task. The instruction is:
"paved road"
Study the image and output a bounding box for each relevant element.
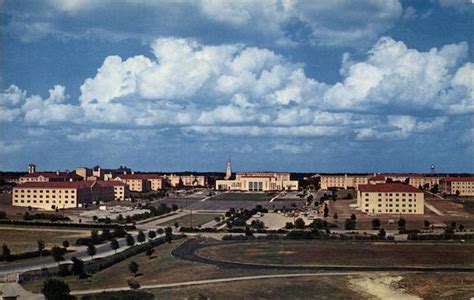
[172,239,474,273]
[0,230,161,276]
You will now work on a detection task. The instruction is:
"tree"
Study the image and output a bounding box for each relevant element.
[323,205,329,218]
[378,228,386,239]
[90,229,100,244]
[127,279,140,290]
[164,227,173,243]
[171,204,179,211]
[126,234,135,246]
[137,230,146,243]
[41,278,70,300]
[174,222,180,229]
[156,228,164,235]
[37,240,45,257]
[333,213,338,220]
[101,228,111,241]
[146,247,154,258]
[350,214,357,221]
[2,243,11,259]
[250,220,265,230]
[148,231,157,239]
[398,218,406,229]
[285,222,294,230]
[294,218,306,229]
[424,220,431,228]
[62,240,69,250]
[71,257,84,277]
[371,219,381,229]
[110,239,120,253]
[51,246,64,266]
[129,261,139,277]
[344,219,356,230]
[87,243,96,259]
[459,224,465,231]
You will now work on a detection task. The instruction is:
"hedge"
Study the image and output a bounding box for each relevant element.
[0,219,135,230]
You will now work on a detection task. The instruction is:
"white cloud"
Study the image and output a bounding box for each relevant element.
[272,143,312,154]
[324,37,471,112]
[21,85,84,125]
[199,0,403,47]
[6,36,473,143]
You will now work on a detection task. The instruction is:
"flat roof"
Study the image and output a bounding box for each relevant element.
[358,183,421,193]
[15,181,96,189]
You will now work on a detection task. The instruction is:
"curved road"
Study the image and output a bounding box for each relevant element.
[172,239,474,273]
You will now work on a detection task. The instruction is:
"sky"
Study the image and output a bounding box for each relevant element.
[0,0,473,173]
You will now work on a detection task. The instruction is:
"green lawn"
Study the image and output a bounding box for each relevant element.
[211,193,276,201]
[159,213,221,227]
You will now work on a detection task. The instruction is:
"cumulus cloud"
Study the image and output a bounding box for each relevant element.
[4,36,473,144]
[324,37,471,113]
[20,85,83,125]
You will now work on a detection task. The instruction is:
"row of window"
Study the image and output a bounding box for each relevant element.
[17,189,75,193]
[15,194,74,199]
[365,193,414,197]
[14,199,75,204]
[364,209,417,213]
[365,198,416,202]
[366,203,416,208]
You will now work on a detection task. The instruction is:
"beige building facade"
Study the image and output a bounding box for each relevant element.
[320,174,369,189]
[97,180,130,201]
[164,175,206,187]
[357,183,424,215]
[115,174,151,192]
[440,177,474,196]
[216,172,298,191]
[12,181,114,210]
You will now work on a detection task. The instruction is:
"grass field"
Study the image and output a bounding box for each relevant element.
[21,238,283,294]
[211,193,276,201]
[148,276,358,299]
[0,226,90,253]
[159,213,221,227]
[197,240,474,267]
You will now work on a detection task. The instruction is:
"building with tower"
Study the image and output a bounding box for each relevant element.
[215,161,299,191]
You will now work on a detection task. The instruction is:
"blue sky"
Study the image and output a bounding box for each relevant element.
[0,0,472,173]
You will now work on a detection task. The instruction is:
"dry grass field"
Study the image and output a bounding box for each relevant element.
[0,226,90,253]
[197,240,474,267]
[21,239,282,294]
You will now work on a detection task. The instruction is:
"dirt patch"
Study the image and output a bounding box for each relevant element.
[349,274,421,299]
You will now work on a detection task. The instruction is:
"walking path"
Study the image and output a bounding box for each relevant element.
[424,203,444,216]
[70,272,367,295]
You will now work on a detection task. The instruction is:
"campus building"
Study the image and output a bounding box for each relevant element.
[12,181,114,210]
[216,172,299,191]
[319,173,441,190]
[356,183,424,215]
[319,174,369,189]
[440,177,474,196]
[164,174,206,187]
[115,174,151,192]
[96,180,130,201]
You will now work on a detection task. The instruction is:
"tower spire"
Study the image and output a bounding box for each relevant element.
[225,157,232,180]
